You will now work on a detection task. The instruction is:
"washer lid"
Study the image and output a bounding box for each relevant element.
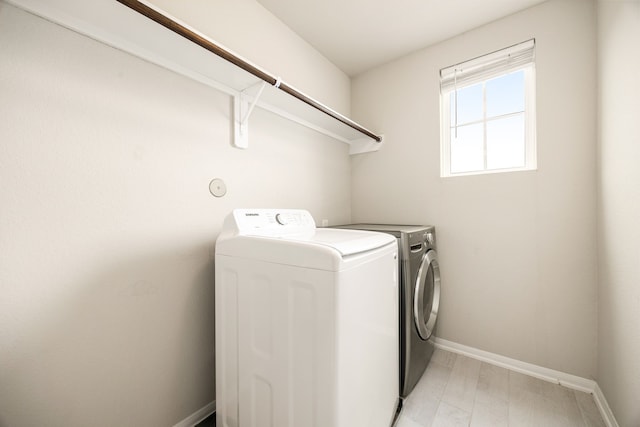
[282,228,394,257]
[216,209,396,270]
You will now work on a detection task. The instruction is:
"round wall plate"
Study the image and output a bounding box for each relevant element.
[209,178,227,197]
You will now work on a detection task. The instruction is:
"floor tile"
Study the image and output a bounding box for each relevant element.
[403,356,455,426]
[395,413,424,427]
[403,392,441,426]
[431,348,457,369]
[475,362,509,404]
[470,397,508,427]
[431,401,472,427]
[470,363,509,427]
[508,385,540,427]
[412,357,455,400]
[441,354,481,412]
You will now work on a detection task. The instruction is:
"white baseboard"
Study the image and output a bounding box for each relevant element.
[173,400,215,427]
[434,338,619,427]
[593,383,620,427]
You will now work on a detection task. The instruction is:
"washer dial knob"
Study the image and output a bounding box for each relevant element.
[426,232,435,245]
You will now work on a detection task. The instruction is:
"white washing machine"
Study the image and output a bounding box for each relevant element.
[215,209,400,427]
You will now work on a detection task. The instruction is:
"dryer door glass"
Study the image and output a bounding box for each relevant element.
[413,250,441,340]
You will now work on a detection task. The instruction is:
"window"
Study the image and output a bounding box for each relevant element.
[440,40,536,177]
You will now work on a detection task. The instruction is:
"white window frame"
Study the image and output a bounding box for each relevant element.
[440,40,537,177]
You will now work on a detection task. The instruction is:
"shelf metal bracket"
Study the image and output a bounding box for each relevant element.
[233,81,268,149]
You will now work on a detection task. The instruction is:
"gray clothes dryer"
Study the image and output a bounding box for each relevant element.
[333,224,441,398]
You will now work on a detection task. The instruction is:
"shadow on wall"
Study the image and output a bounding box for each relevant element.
[0,243,216,427]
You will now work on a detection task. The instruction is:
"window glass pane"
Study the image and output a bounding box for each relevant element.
[450,123,483,173]
[486,70,524,118]
[450,82,483,126]
[486,114,525,170]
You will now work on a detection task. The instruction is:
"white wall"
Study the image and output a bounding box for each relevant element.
[147,0,351,116]
[0,2,352,425]
[597,1,640,426]
[351,0,598,378]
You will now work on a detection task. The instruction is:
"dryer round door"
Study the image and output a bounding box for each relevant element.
[413,249,441,340]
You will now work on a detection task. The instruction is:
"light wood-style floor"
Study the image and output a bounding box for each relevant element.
[396,349,607,427]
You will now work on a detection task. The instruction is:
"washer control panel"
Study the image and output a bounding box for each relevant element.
[231,209,316,235]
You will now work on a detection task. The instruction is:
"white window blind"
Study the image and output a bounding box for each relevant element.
[440,39,535,93]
